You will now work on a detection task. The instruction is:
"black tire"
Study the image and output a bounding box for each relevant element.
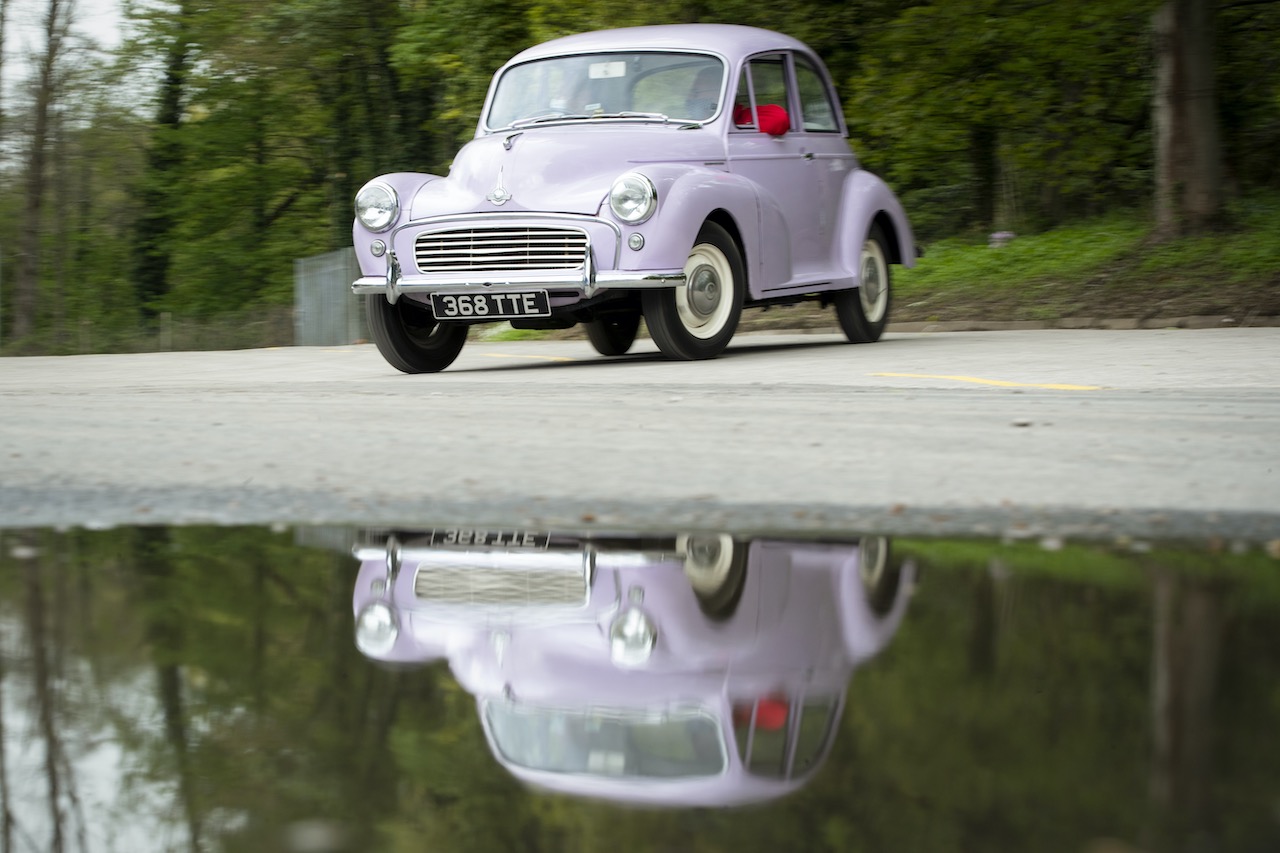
[835,223,892,343]
[642,222,744,360]
[678,533,748,620]
[366,294,468,374]
[859,537,903,617]
[584,310,641,356]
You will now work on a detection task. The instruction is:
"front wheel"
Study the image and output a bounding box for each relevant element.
[678,533,747,620]
[642,222,744,360]
[584,310,641,356]
[834,223,892,343]
[366,295,468,373]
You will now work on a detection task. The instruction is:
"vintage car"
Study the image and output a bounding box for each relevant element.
[352,24,917,372]
[351,528,916,806]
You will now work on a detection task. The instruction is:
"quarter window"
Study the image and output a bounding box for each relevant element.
[794,58,839,132]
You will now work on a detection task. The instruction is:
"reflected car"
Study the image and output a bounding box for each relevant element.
[351,24,917,372]
[351,529,916,806]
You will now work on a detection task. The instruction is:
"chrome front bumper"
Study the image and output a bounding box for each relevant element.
[352,266,686,304]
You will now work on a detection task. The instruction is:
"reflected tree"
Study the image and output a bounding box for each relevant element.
[1147,570,1224,850]
[132,526,201,852]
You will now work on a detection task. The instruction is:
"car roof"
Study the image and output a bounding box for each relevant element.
[504,24,813,66]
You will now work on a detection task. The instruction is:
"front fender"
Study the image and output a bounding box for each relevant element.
[617,165,763,281]
[351,172,443,277]
[835,170,917,281]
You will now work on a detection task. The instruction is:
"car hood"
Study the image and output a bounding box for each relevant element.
[411,125,725,218]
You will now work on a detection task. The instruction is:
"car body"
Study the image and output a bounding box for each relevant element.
[351,529,916,806]
[351,24,917,372]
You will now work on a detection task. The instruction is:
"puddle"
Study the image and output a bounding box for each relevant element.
[1,524,1277,851]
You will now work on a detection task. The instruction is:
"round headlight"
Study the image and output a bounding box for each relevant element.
[355,181,399,232]
[609,608,657,667]
[355,602,399,656]
[609,173,657,224]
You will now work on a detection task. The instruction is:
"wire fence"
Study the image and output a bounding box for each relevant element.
[293,248,369,346]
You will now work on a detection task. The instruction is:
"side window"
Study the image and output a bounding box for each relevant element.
[794,58,839,132]
[733,54,792,134]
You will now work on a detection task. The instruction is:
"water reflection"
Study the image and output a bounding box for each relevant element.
[0,526,1275,852]
[351,530,915,807]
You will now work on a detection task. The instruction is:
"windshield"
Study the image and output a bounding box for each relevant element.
[484,702,726,778]
[486,52,726,130]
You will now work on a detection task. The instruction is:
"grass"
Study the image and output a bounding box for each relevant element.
[894,192,1280,324]
[894,536,1280,599]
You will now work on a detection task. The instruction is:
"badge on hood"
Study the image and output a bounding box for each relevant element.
[486,168,513,206]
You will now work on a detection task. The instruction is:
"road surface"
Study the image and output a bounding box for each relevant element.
[1,329,1277,542]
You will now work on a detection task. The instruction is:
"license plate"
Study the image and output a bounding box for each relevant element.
[428,529,550,549]
[430,291,550,320]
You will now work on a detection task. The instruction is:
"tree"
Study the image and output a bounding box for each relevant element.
[1152,0,1227,237]
[11,0,76,344]
[131,0,193,320]
[0,0,11,157]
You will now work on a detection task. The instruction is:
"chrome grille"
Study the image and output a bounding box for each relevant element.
[414,561,589,607]
[415,227,588,273]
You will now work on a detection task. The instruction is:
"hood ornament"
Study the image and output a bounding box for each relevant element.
[487,168,512,206]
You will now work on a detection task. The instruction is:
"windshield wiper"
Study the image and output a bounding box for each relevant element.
[509,113,593,128]
[600,111,670,122]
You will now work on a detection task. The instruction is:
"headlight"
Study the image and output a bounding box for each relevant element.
[355,181,399,232]
[609,608,656,666]
[355,602,399,655]
[609,173,657,224]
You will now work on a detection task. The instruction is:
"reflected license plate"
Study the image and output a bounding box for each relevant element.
[428,529,550,549]
[430,291,550,320]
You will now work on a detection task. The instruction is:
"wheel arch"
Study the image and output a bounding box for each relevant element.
[621,166,759,272]
[834,170,917,282]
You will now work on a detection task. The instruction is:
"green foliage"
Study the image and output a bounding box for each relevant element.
[1,0,1278,352]
[847,0,1160,237]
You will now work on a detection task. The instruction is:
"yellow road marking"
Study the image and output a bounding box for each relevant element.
[482,353,576,363]
[872,372,1103,391]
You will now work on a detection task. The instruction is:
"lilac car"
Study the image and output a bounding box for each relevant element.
[352,530,916,806]
[352,24,917,372]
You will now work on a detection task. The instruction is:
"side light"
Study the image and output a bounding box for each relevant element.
[355,602,399,656]
[609,173,657,224]
[609,608,657,666]
[355,181,399,232]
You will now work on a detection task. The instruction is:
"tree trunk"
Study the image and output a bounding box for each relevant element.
[1152,0,1226,238]
[12,0,71,343]
[970,122,998,232]
[0,0,11,156]
[1148,571,1223,847]
[133,1,192,320]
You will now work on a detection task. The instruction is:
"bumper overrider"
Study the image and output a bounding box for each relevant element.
[352,213,686,305]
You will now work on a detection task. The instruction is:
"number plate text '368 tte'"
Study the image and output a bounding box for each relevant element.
[430,291,551,320]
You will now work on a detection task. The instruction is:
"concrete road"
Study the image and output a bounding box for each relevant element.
[1,329,1278,542]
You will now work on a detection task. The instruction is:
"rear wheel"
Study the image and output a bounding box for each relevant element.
[859,536,903,616]
[585,310,641,356]
[366,295,468,373]
[835,223,892,343]
[642,222,744,360]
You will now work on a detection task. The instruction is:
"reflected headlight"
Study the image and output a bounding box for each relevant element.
[355,602,399,656]
[609,173,657,224]
[609,608,656,667]
[355,181,399,232]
